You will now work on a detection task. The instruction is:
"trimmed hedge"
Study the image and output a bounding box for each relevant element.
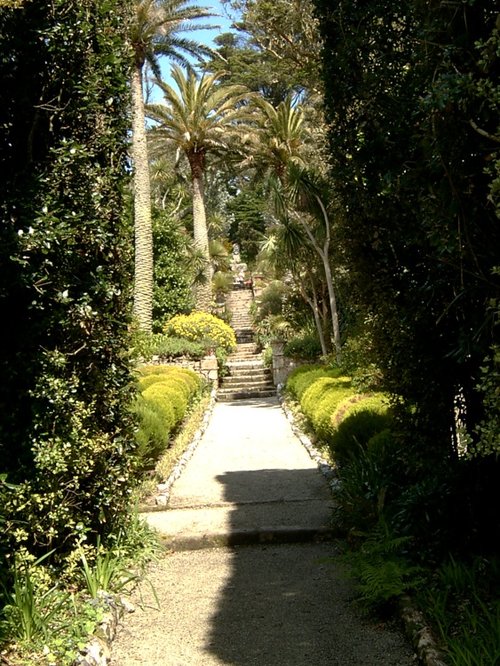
[286,364,343,400]
[329,408,393,467]
[302,377,354,439]
[285,364,392,467]
[134,365,203,469]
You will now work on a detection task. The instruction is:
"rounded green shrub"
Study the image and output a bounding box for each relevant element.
[286,364,343,400]
[332,393,390,427]
[137,365,202,396]
[301,376,352,418]
[328,407,394,467]
[138,373,190,402]
[141,383,188,424]
[139,386,176,433]
[305,380,355,439]
[131,397,170,468]
[164,312,237,354]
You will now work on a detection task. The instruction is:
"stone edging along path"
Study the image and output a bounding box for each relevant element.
[75,389,447,666]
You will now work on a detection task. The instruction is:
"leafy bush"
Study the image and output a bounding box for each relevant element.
[131,397,170,470]
[328,406,393,467]
[301,376,353,438]
[164,312,236,354]
[284,333,323,360]
[152,212,194,332]
[133,366,203,469]
[132,332,206,362]
[254,281,287,320]
[142,383,187,424]
[0,0,136,568]
[286,364,342,400]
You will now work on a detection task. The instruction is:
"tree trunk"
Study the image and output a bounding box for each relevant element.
[299,279,328,356]
[131,64,153,331]
[191,160,212,311]
[296,212,342,362]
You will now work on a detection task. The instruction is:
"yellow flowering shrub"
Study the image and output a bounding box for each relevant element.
[164,312,236,354]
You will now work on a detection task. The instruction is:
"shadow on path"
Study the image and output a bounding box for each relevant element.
[204,468,415,666]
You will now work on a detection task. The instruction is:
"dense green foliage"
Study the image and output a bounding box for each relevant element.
[314,0,500,548]
[0,0,137,569]
[314,0,499,451]
[152,211,194,331]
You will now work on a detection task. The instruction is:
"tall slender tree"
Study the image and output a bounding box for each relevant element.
[245,96,342,358]
[129,0,213,330]
[147,64,253,309]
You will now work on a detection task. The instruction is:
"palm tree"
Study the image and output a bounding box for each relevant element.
[147,64,253,310]
[129,0,214,331]
[240,94,308,185]
[246,95,342,360]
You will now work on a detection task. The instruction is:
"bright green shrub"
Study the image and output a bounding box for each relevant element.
[131,397,169,468]
[164,312,236,354]
[328,408,394,467]
[138,373,170,390]
[134,366,203,470]
[305,380,355,439]
[332,394,390,426]
[137,365,201,395]
[141,383,187,424]
[301,376,352,418]
[285,364,323,398]
[139,373,189,401]
[286,364,342,400]
[139,388,176,433]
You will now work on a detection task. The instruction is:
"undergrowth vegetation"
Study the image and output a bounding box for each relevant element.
[285,361,500,661]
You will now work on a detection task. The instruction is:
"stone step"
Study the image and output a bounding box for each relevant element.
[228,352,262,363]
[221,372,273,386]
[224,369,271,381]
[227,357,265,372]
[216,387,277,401]
[232,343,258,352]
[229,349,261,357]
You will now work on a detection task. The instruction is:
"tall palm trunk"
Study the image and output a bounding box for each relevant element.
[131,64,153,331]
[189,152,212,310]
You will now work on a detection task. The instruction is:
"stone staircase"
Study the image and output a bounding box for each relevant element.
[217,287,276,401]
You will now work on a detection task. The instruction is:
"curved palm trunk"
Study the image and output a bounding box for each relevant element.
[190,156,212,311]
[131,64,153,331]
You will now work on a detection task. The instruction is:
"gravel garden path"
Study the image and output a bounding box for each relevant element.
[110,396,417,665]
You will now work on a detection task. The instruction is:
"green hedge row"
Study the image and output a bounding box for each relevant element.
[132,365,203,469]
[286,365,392,465]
